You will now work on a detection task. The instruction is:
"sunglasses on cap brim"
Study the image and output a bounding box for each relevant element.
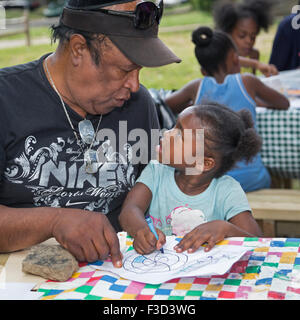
[90,1,164,30]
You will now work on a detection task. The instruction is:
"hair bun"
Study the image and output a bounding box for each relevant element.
[238,109,254,129]
[236,128,262,162]
[192,27,213,47]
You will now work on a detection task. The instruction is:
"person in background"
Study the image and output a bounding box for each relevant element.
[269,1,300,71]
[119,103,263,255]
[213,0,278,76]
[165,27,289,192]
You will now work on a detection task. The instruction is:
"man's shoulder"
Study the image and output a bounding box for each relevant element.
[277,14,298,33]
[0,58,42,80]
[121,84,159,126]
[131,84,153,103]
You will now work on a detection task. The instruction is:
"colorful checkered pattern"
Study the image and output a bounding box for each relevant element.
[257,110,300,179]
[38,237,300,300]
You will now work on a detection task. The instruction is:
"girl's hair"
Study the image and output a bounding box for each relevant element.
[192,26,236,76]
[213,0,273,34]
[194,102,262,178]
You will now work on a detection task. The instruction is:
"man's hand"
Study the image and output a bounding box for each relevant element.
[51,209,122,267]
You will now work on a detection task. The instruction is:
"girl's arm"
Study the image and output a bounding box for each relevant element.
[242,73,290,110]
[249,48,260,74]
[239,56,278,77]
[119,182,165,254]
[119,182,152,237]
[174,211,262,253]
[164,79,201,114]
[227,211,263,237]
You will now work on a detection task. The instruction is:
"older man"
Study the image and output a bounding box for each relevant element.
[0,0,180,265]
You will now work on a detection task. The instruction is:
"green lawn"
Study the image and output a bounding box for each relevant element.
[0,26,52,40]
[0,43,57,67]
[0,7,278,90]
[161,8,213,27]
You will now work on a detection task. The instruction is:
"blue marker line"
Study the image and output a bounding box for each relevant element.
[146,216,164,254]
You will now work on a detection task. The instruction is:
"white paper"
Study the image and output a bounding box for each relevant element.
[90,236,250,284]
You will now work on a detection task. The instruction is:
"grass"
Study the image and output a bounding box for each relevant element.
[140,31,199,89]
[0,7,279,90]
[0,43,57,67]
[0,25,52,40]
[161,8,213,27]
[140,25,279,90]
[5,7,46,20]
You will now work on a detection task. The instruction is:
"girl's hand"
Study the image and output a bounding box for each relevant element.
[257,62,278,77]
[174,220,229,253]
[133,226,166,255]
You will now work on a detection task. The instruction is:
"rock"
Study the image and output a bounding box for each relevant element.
[22,244,79,282]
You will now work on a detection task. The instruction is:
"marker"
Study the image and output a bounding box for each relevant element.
[146,216,164,254]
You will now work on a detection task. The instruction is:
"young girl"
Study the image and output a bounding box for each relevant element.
[119,102,263,255]
[213,0,277,76]
[165,26,289,192]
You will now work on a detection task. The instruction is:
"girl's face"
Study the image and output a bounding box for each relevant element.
[156,107,206,174]
[230,17,259,57]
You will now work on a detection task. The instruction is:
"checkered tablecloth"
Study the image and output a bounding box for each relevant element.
[38,237,300,300]
[257,109,300,179]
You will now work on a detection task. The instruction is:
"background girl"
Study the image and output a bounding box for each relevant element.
[213,0,278,76]
[165,26,289,192]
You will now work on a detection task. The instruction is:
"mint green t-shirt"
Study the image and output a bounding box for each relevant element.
[136,160,252,236]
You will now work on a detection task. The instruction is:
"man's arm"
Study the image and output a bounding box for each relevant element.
[0,205,122,266]
[0,205,57,252]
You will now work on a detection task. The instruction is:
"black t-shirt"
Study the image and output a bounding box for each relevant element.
[0,54,160,232]
[269,14,300,71]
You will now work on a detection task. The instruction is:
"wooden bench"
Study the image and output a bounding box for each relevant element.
[246,189,300,237]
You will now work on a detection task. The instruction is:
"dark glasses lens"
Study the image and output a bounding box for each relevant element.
[135,1,164,29]
[157,0,164,24]
[96,1,164,30]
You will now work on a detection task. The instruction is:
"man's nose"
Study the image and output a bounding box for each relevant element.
[125,69,140,93]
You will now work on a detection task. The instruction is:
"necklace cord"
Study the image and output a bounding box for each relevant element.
[44,57,103,153]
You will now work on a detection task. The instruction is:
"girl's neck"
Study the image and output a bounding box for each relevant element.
[211,71,228,84]
[174,171,213,196]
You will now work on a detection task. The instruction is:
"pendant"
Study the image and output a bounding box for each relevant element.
[85,162,98,174]
[79,119,95,145]
[84,150,99,174]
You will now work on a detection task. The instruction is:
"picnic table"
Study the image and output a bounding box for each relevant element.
[258,69,300,181]
[1,236,300,300]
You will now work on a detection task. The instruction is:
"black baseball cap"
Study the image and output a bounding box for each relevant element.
[66,0,135,9]
[60,0,181,67]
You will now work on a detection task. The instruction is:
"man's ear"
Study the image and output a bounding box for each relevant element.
[69,34,88,67]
